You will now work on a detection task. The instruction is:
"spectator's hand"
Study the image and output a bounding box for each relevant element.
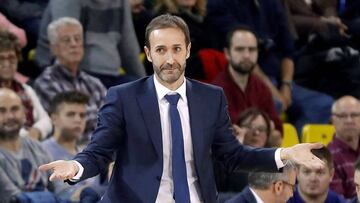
[28,127,41,140]
[280,143,325,169]
[232,124,247,144]
[268,121,282,147]
[39,160,79,181]
[130,0,145,14]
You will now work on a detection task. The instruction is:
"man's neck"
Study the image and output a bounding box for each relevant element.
[60,62,79,77]
[0,79,12,88]
[0,137,21,153]
[337,133,359,151]
[229,66,249,92]
[299,188,328,203]
[54,132,77,155]
[252,188,275,203]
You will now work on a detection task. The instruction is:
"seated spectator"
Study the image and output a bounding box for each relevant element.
[0,0,48,51]
[288,147,347,203]
[328,96,360,199]
[352,158,360,203]
[212,26,282,134]
[153,0,215,79]
[226,161,297,203]
[0,29,51,140]
[284,0,348,47]
[0,88,53,202]
[42,91,105,201]
[34,17,107,141]
[207,0,334,133]
[36,0,146,88]
[0,13,27,48]
[215,108,280,202]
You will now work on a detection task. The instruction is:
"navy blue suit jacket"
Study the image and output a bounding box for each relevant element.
[73,76,278,203]
[225,187,257,203]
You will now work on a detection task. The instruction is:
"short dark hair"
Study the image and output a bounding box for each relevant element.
[145,14,190,48]
[0,29,22,59]
[236,107,271,145]
[225,25,258,49]
[49,91,89,114]
[311,147,334,169]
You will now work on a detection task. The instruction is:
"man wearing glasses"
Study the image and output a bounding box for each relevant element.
[328,96,360,199]
[226,161,297,203]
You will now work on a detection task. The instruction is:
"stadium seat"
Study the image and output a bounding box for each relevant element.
[281,123,299,147]
[301,124,335,146]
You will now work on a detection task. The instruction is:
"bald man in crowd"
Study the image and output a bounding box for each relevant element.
[328,96,360,198]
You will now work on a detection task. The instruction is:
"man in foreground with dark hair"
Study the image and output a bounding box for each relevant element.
[39,14,324,203]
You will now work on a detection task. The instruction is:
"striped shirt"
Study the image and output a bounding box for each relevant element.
[328,135,360,199]
[34,62,107,140]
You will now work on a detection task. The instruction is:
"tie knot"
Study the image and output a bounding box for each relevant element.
[165,93,180,105]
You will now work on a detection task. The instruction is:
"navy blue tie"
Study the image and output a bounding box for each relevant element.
[165,93,191,203]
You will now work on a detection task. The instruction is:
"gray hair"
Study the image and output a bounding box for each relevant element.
[248,161,297,190]
[47,17,83,44]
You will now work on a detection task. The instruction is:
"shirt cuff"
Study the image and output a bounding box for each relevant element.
[275,148,285,169]
[69,160,84,182]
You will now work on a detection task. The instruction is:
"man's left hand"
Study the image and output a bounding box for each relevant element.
[280,143,325,169]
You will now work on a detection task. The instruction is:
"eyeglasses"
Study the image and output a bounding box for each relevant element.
[241,124,268,134]
[333,112,360,120]
[281,180,296,192]
[58,35,83,46]
[0,55,17,66]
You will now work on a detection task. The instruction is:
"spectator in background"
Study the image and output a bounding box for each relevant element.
[207,0,334,134]
[226,161,297,203]
[212,26,282,135]
[153,0,215,79]
[328,95,360,199]
[0,29,51,140]
[0,88,53,202]
[214,108,280,202]
[42,91,106,201]
[0,13,27,48]
[36,0,146,88]
[0,0,49,51]
[34,17,107,141]
[288,147,347,203]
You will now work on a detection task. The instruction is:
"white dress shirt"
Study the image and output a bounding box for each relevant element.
[73,75,285,202]
[153,76,203,203]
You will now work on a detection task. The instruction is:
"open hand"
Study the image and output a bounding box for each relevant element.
[39,160,79,181]
[281,143,325,169]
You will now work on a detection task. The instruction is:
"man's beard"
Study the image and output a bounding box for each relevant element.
[154,62,185,84]
[231,60,256,75]
[0,119,22,141]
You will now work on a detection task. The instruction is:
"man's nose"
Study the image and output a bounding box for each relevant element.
[166,53,175,64]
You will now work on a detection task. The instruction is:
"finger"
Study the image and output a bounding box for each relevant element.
[308,142,323,150]
[39,162,56,172]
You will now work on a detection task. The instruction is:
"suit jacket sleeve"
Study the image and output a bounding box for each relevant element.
[73,87,124,181]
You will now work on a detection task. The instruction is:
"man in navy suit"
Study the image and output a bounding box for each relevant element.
[39,14,324,203]
[226,161,297,203]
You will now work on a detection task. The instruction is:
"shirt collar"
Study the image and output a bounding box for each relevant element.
[153,75,187,102]
[54,60,81,79]
[250,187,265,203]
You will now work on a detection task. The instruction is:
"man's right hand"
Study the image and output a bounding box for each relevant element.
[39,160,79,181]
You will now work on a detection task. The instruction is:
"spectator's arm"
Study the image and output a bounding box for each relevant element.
[0,13,27,47]
[118,0,146,77]
[0,166,21,202]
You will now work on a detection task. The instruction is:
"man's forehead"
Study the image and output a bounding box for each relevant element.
[149,28,186,44]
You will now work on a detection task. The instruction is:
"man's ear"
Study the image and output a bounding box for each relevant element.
[50,44,58,56]
[186,43,191,59]
[273,181,284,195]
[224,48,231,61]
[144,46,152,62]
[51,113,59,126]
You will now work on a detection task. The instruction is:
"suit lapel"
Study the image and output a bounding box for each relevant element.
[137,76,163,157]
[186,80,205,167]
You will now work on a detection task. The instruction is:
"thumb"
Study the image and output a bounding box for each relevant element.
[309,142,324,150]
